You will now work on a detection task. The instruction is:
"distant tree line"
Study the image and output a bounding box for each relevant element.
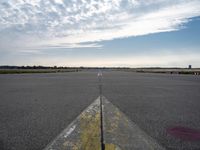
[0,66,130,70]
[0,66,77,69]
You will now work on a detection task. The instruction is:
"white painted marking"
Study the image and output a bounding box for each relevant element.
[98,71,102,77]
[63,125,76,138]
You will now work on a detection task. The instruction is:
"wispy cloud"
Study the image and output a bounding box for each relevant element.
[0,0,200,50]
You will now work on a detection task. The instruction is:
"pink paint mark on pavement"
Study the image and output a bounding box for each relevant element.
[167,126,200,141]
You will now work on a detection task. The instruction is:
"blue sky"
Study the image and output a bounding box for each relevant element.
[0,0,200,67]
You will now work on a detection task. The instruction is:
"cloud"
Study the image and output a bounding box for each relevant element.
[0,0,200,50]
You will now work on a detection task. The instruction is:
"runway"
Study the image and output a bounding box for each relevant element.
[0,71,200,150]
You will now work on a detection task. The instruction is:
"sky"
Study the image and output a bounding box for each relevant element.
[0,0,200,67]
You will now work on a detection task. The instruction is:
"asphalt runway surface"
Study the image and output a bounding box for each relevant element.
[0,71,200,150]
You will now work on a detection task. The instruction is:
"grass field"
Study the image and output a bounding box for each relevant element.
[1,67,200,75]
[0,68,80,74]
[134,68,200,75]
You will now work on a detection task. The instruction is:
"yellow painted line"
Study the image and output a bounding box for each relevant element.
[44,96,165,150]
[44,98,101,150]
[102,97,165,150]
[79,112,101,150]
[105,143,121,150]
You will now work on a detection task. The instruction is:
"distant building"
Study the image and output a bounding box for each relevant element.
[188,65,192,69]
